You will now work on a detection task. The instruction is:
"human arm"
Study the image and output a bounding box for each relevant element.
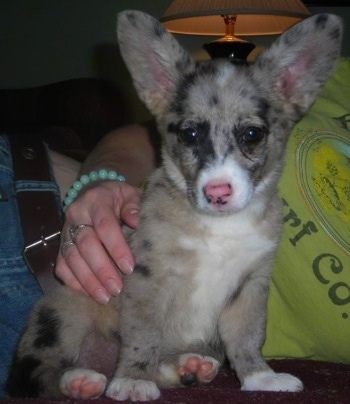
[55,122,159,304]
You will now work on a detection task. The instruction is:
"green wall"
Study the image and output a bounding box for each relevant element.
[1,1,349,122]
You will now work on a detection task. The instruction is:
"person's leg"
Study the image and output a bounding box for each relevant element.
[0,135,62,397]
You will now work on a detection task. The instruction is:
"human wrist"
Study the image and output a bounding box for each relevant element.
[63,169,125,209]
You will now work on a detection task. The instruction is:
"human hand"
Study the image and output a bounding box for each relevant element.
[55,181,141,304]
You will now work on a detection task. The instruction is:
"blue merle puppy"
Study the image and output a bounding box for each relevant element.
[7,10,342,401]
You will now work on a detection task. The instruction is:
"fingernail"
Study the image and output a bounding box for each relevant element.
[130,209,139,216]
[95,288,111,305]
[106,278,122,296]
[118,258,134,274]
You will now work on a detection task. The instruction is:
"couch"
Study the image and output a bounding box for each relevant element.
[0,61,349,402]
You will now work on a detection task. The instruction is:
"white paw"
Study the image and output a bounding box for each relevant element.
[60,368,107,398]
[241,370,303,392]
[106,377,161,401]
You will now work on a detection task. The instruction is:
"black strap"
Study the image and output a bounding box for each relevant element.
[8,133,63,293]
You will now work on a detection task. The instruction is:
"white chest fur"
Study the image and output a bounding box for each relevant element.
[177,211,276,343]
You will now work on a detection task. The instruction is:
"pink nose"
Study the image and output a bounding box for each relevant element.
[203,182,232,206]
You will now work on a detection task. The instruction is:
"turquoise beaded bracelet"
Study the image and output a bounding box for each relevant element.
[63,169,125,208]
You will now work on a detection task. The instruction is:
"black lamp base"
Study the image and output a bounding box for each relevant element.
[203,40,255,60]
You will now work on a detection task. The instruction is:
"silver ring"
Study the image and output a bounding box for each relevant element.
[69,224,93,243]
[61,239,75,258]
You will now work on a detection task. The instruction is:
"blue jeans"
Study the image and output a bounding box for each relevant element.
[0,135,62,397]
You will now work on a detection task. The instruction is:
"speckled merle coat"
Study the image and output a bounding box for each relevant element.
[7,10,342,401]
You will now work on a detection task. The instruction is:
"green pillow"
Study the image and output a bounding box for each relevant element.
[263,57,350,363]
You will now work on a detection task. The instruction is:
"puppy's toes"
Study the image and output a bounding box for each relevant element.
[106,377,160,401]
[60,368,107,399]
[178,353,220,385]
[242,370,303,392]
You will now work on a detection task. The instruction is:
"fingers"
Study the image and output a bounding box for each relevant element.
[56,223,115,303]
[117,181,141,229]
[55,251,87,294]
[55,181,141,304]
[103,185,141,272]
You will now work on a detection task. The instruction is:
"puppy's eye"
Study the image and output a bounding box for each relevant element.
[242,127,264,143]
[178,128,199,145]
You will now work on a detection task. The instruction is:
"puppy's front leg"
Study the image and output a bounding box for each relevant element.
[106,329,162,400]
[219,273,303,392]
[106,296,162,401]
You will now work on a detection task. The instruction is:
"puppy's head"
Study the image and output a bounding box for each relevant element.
[117,11,342,215]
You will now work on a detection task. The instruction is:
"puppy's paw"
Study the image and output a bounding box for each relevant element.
[177,353,220,385]
[106,377,161,401]
[60,368,107,399]
[241,370,303,392]
[157,353,220,387]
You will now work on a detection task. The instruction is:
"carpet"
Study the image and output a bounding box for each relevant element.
[2,359,349,404]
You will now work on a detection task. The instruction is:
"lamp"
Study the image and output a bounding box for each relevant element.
[160,0,311,60]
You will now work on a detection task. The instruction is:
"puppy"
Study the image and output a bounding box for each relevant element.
[7,10,342,401]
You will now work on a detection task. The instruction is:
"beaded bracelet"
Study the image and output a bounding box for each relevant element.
[63,169,125,208]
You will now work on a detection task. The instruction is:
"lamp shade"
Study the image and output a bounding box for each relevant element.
[160,0,311,36]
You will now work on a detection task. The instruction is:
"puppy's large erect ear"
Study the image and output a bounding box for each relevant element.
[117,10,195,117]
[256,14,343,116]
